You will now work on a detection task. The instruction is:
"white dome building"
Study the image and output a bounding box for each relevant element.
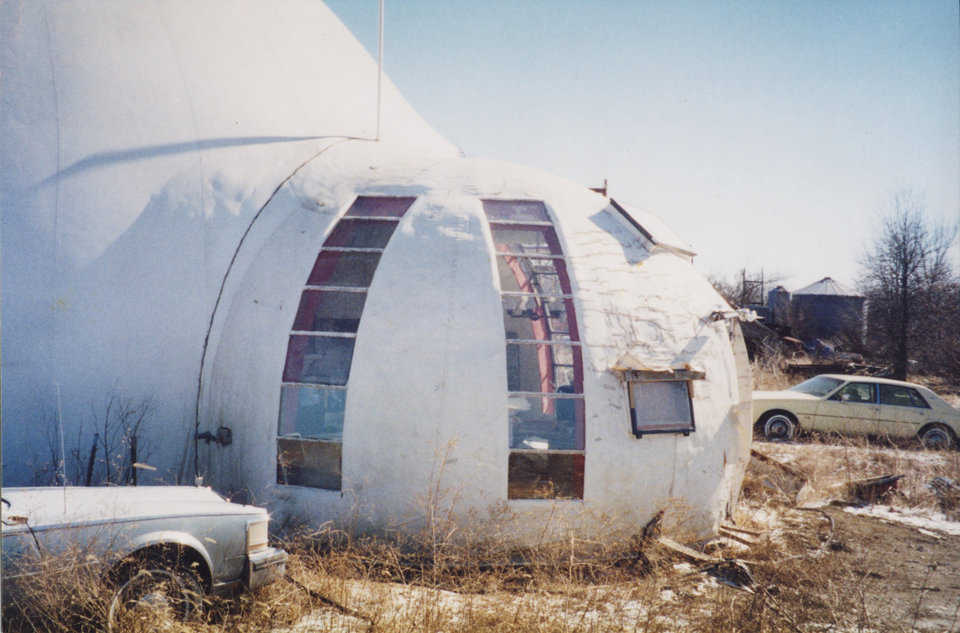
[2,1,752,540]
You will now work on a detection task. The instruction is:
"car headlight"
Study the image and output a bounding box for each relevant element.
[246,519,269,554]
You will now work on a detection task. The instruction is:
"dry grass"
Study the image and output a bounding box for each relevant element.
[5,364,960,633]
[2,550,110,633]
[751,354,794,391]
[756,436,960,514]
[11,491,952,632]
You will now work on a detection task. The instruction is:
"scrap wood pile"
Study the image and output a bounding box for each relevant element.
[638,447,910,596]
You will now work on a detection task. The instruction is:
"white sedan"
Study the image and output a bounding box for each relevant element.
[753,374,960,449]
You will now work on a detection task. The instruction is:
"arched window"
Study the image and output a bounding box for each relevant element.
[482,200,585,500]
[277,196,416,489]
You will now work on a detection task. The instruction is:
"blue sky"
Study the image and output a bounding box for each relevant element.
[326,1,959,291]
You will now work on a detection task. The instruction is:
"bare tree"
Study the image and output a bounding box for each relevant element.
[860,191,958,380]
[88,393,154,485]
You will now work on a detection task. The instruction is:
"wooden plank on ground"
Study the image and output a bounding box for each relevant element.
[656,537,720,564]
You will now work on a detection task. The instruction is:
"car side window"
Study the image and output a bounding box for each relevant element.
[830,382,875,403]
[907,389,930,409]
[879,384,930,409]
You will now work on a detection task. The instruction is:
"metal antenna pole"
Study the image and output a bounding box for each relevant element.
[55,382,67,486]
[376,0,384,140]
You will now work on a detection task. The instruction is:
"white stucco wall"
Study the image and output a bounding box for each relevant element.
[0,0,455,484]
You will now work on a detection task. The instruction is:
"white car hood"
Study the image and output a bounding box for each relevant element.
[2,486,264,530]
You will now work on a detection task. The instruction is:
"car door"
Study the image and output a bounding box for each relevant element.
[876,384,932,438]
[815,381,880,435]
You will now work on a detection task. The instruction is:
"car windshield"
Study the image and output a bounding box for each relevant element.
[788,376,844,397]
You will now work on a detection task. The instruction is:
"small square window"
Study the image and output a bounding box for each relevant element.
[279,385,346,440]
[323,219,399,248]
[277,437,341,490]
[489,225,563,256]
[344,196,416,218]
[509,395,585,450]
[508,453,584,500]
[282,335,355,385]
[292,290,367,333]
[307,251,382,287]
[502,296,579,342]
[628,380,695,437]
[482,200,551,223]
[505,342,582,393]
[497,256,571,295]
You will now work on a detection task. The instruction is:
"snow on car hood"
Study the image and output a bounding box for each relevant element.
[2,486,265,530]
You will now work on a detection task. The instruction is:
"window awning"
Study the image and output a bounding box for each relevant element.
[609,199,697,258]
[610,353,706,381]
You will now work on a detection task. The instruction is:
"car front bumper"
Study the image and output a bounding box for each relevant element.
[246,546,288,590]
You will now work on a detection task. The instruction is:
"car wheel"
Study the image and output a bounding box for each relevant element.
[107,564,202,632]
[919,424,956,451]
[762,413,797,442]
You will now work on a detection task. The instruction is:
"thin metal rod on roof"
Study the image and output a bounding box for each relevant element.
[376,0,384,141]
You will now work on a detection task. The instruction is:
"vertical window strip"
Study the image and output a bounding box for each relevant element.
[278,196,416,489]
[482,200,585,501]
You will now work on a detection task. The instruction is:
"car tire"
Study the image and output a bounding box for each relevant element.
[107,563,203,632]
[762,412,797,442]
[918,424,956,451]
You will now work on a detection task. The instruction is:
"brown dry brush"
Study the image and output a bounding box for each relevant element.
[2,550,111,633]
[0,512,906,633]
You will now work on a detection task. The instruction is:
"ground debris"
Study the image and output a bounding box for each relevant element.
[928,477,960,520]
[748,448,810,503]
[700,560,756,593]
[829,473,904,505]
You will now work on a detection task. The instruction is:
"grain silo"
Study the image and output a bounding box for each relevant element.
[767,285,791,329]
[789,277,865,344]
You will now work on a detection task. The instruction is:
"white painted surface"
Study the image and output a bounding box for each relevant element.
[203,144,753,540]
[1,0,455,483]
[3,1,751,542]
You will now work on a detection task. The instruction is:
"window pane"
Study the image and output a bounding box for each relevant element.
[506,343,582,393]
[323,219,398,248]
[489,225,562,256]
[879,384,928,408]
[497,256,571,295]
[509,395,584,450]
[503,296,579,342]
[345,196,416,218]
[833,382,875,403]
[279,385,346,440]
[277,437,341,490]
[482,200,550,223]
[630,381,693,430]
[908,389,930,409]
[307,251,381,287]
[283,335,355,385]
[508,453,584,500]
[292,290,367,332]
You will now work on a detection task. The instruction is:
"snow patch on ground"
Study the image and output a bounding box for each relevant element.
[844,505,960,536]
[279,577,720,633]
[755,441,951,470]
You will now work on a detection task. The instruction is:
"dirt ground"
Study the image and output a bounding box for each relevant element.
[741,439,960,632]
[824,506,960,631]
